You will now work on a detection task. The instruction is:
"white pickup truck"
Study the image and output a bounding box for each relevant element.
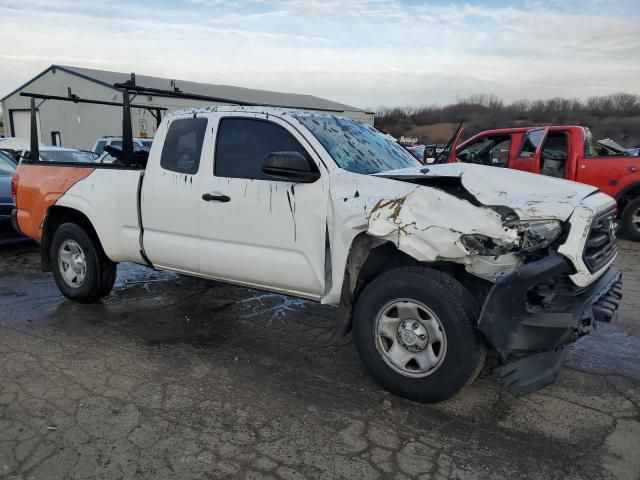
[12,106,623,402]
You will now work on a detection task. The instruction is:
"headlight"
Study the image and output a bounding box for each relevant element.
[514,219,562,251]
[460,234,518,256]
[461,219,562,256]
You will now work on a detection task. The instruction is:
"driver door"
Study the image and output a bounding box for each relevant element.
[512,128,548,173]
[198,113,329,299]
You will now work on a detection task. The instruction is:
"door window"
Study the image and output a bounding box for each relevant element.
[215,118,313,180]
[518,129,545,157]
[457,135,511,167]
[160,118,207,174]
[540,132,569,178]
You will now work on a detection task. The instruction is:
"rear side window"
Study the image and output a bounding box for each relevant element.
[160,118,207,174]
[215,118,312,180]
[518,129,545,157]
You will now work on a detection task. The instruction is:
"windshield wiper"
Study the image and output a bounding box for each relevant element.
[434,120,464,164]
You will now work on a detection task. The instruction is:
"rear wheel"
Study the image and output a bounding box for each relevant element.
[51,223,117,303]
[620,197,640,241]
[353,266,485,403]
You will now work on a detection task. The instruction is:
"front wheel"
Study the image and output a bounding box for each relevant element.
[51,223,117,303]
[353,266,485,403]
[620,197,640,242]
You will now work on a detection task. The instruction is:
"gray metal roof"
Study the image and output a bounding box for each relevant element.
[19,65,367,113]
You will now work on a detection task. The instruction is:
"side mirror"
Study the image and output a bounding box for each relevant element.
[262,151,320,183]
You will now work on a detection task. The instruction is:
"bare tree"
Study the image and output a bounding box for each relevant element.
[375,93,640,146]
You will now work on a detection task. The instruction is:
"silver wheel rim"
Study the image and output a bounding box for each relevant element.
[58,240,87,288]
[374,299,447,378]
[632,207,640,229]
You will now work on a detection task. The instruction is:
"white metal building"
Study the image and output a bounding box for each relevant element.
[0,65,374,149]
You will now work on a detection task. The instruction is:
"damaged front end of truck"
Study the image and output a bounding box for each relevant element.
[290,110,622,396]
[356,164,623,395]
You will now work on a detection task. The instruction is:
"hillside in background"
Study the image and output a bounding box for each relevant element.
[374,94,640,147]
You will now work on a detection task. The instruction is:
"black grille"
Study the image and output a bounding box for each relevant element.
[583,209,618,273]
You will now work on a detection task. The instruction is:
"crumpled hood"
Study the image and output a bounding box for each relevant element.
[374,163,599,221]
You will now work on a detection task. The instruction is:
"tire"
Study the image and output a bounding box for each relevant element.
[50,223,117,303]
[353,266,486,403]
[620,197,640,242]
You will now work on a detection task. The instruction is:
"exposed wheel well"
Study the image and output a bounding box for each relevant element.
[41,206,106,272]
[336,232,485,335]
[617,183,640,212]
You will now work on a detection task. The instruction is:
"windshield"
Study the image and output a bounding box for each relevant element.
[40,150,96,163]
[294,115,421,174]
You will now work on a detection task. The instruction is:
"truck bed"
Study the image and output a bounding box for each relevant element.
[15,162,145,263]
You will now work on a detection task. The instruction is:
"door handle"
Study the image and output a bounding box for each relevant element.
[202,193,231,202]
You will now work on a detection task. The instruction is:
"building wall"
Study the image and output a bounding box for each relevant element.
[1,68,374,150]
[1,69,219,149]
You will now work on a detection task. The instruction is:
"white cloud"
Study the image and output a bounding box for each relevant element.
[0,0,638,109]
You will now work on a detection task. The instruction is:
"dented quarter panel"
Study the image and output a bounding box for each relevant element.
[322,169,521,304]
[367,186,518,262]
[322,171,416,304]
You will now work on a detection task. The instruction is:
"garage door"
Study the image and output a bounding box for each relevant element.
[10,110,41,141]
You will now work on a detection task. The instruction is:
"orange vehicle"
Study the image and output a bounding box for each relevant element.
[453,126,640,240]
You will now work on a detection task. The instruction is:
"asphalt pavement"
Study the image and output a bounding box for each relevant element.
[0,240,639,479]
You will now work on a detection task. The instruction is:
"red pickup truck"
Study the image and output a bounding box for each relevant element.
[454,126,640,240]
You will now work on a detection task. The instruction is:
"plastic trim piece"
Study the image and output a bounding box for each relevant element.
[478,255,622,395]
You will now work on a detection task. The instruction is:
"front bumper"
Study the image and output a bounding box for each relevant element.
[478,254,622,395]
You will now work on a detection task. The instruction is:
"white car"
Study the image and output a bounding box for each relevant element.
[0,137,96,163]
[12,107,622,403]
[92,136,152,154]
[92,137,153,163]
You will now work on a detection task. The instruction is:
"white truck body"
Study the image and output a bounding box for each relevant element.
[54,107,614,297]
[14,106,623,402]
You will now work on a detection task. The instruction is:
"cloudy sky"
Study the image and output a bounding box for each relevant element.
[1,0,639,109]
